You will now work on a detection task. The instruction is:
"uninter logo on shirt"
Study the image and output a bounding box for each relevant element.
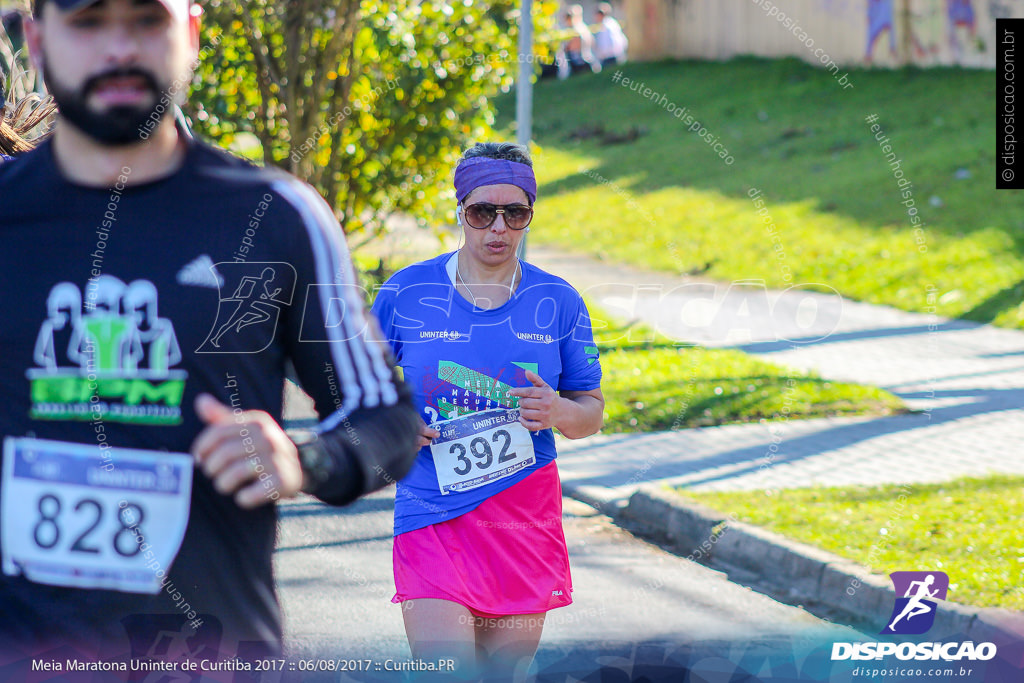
[420,330,462,340]
[516,332,553,343]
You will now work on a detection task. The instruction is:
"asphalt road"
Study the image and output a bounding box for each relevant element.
[274,491,862,682]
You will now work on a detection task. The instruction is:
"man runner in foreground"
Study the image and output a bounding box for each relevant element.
[0,0,420,661]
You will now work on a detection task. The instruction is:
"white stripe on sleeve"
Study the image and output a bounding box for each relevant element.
[273,179,399,414]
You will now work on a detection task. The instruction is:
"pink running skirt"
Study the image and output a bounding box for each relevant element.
[392,461,572,617]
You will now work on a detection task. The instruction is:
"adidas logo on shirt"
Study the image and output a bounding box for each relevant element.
[177,255,224,289]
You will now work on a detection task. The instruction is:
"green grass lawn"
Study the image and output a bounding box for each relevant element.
[496,58,1024,328]
[589,304,904,432]
[681,475,1024,610]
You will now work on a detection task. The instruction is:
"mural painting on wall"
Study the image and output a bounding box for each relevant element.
[866,0,897,64]
[867,0,983,65]
[643,0,660,51]
[906,0,944,60]
[947,0,979,58]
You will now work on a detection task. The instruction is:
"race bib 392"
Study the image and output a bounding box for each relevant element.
[429,408,536,495]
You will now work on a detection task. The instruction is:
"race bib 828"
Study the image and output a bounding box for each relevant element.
[1,437,192,594]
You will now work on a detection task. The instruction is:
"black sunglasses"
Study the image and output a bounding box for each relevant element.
[461,202,534,230]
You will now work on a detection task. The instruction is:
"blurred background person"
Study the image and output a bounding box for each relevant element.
[564,4,600,74]
[593,2,628,67]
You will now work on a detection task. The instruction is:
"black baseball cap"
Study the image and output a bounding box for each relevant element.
[38,0,192,23]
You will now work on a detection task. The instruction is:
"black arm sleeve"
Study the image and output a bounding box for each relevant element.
[269,177,421,506]
[296,369,421,506]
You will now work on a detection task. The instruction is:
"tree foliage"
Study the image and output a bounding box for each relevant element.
[191,0,556,246]
[1,4,36,102]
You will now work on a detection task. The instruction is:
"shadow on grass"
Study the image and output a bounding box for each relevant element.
[560,381,1024,493]
[962,278,1024,324]
[731,319,977,353]
[603,371,903,433]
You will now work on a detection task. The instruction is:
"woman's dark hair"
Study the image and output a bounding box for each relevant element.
[459,142,533,168]
[1,93,57,156]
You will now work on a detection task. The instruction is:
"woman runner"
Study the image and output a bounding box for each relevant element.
[371,142,604,681]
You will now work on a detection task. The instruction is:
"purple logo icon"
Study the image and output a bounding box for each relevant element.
[881,571,949,635]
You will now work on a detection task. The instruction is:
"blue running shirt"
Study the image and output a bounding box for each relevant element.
[372,252,602,535]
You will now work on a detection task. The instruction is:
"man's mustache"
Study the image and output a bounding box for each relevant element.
[82,67,161,100]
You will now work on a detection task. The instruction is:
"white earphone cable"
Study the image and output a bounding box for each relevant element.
[456,251,520,308]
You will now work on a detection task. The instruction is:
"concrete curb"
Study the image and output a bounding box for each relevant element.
[567,482,1024,644]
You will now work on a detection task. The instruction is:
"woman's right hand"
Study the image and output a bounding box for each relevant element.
[417,420,440,448]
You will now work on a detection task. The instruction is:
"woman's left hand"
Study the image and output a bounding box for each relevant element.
[510,370,562,431]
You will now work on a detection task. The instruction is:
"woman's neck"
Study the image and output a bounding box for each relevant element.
[455,250,521,309]
[456,250,519,285]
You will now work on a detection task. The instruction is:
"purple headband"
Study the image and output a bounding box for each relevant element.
[454,157,537,205]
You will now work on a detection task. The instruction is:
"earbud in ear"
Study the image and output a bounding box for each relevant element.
[456,205,463,227]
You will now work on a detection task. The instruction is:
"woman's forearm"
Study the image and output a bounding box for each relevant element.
[554,394,604,439]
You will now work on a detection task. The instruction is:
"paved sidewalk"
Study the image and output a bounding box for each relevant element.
[528,246,1024,494]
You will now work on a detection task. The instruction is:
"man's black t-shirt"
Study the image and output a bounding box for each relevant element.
[0,137,405,657]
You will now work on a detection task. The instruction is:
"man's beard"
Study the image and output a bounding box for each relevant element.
[43,63,168,146]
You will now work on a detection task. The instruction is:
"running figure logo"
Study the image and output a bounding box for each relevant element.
[881,571,949,635]
[197,262,295,354]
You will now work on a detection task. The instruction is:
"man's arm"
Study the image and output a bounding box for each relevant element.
[246,176,419,507]
[190,376,420,509]
[269,177,420,505]
[189,176,419,509]
[294,365,421,505]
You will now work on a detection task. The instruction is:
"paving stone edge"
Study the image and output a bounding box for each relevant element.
[566,482,1024,646]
